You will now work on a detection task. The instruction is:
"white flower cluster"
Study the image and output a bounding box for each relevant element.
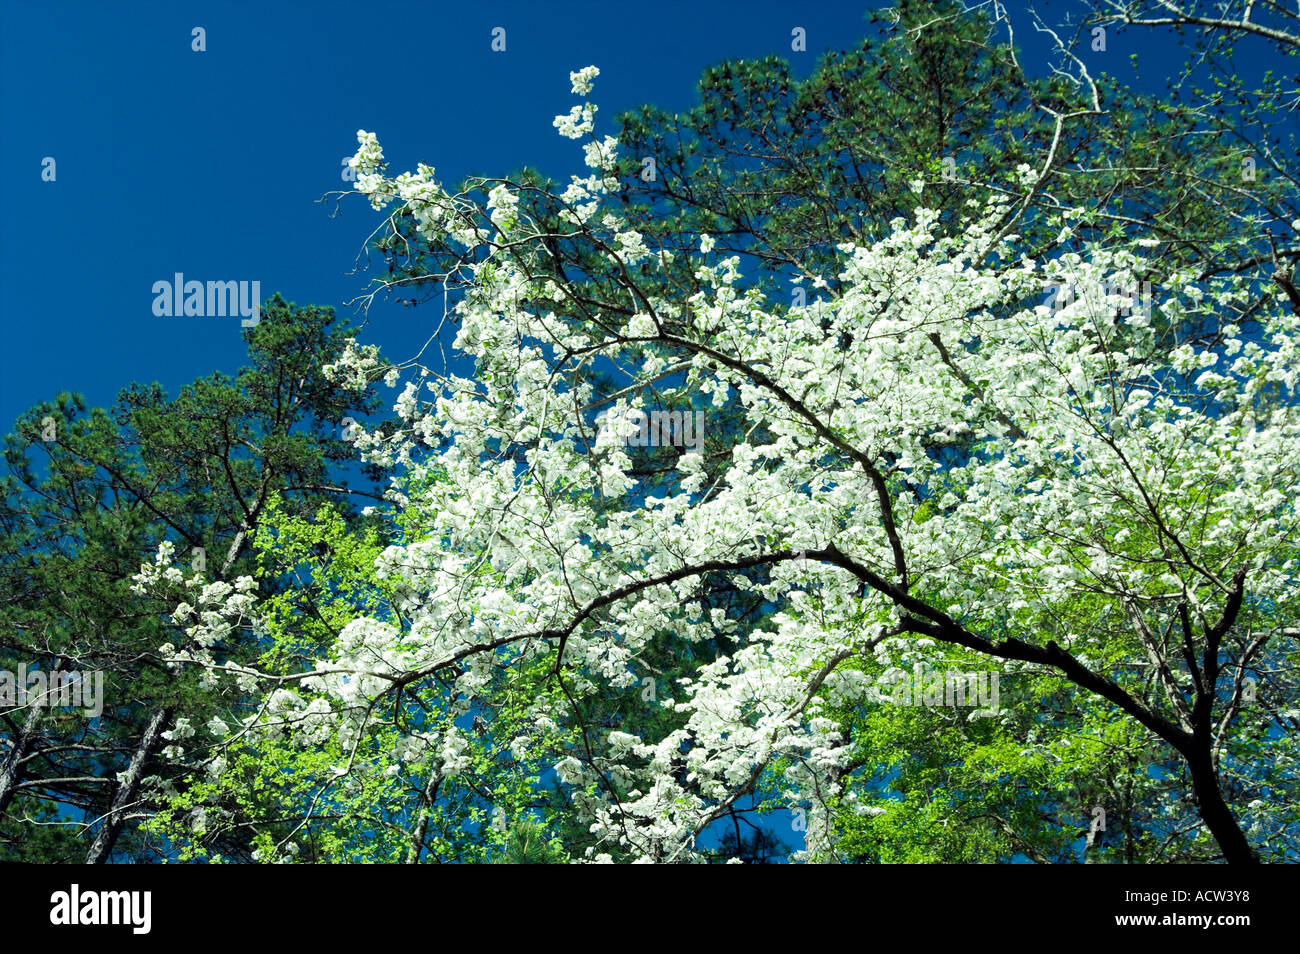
[131,543,257,677]
[569,65,599,95]
[322,338,385,391]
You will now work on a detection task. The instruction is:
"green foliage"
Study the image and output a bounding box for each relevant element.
[0,296,382,862]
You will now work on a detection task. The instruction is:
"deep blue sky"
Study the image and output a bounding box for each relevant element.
[0,0,910,430]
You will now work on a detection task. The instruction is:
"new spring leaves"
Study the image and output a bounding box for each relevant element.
[135,66,1300,862]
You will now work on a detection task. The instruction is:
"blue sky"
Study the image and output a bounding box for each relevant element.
[0,0,898,430]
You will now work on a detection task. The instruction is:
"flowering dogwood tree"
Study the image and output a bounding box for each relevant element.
[136,66,1299,864]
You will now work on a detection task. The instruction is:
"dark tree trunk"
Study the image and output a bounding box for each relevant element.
[1186,749,1258,864]
[0,705,41,815]
[85,705,172,864]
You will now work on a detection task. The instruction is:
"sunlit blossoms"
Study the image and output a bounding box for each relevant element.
[133,66,1300,864]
